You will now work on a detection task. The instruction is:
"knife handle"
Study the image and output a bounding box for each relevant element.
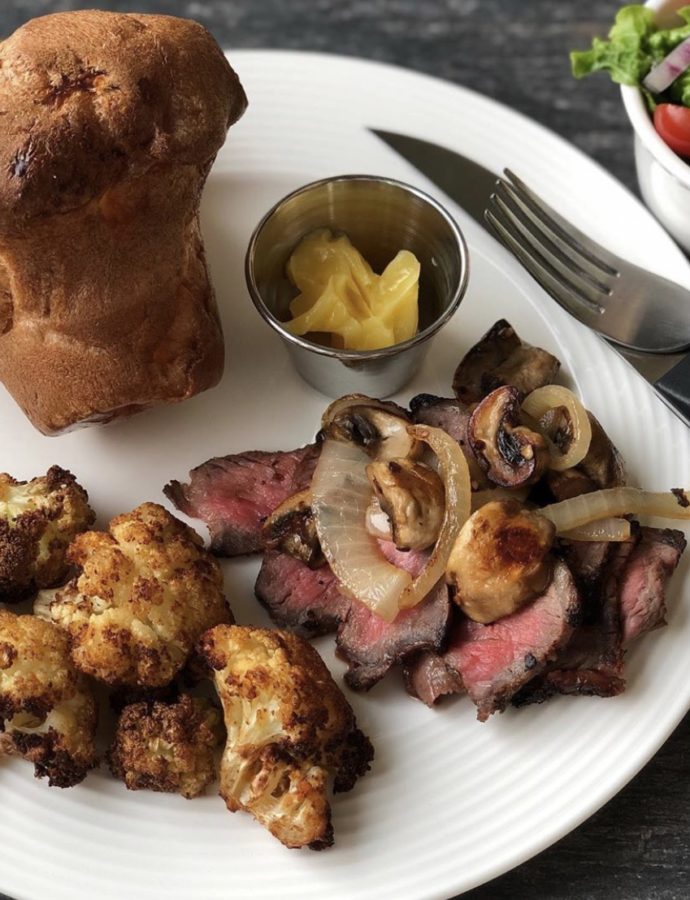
[654,354,690,428]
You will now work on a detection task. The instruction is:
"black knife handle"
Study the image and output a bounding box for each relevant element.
[655,354,690,428]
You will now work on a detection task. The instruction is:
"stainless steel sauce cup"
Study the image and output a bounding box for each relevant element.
[245,174,470,398]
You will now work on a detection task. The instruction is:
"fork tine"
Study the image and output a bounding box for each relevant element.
[495,181,613,298]
[503,169,619,278]
[484,206,605,331]
[491,188,606,309]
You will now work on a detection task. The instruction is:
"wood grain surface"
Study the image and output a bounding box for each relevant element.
[1,2,689,899]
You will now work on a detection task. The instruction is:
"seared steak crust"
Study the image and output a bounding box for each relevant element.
[619,527,686,645]
[255,550,350,638]
[560,540,615,616]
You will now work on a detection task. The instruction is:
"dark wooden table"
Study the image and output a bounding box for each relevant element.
[1,2,688,899]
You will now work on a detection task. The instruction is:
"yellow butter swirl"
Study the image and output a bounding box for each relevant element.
[284,229,420,351]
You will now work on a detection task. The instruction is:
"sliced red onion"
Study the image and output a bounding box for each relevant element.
[643,36,690,94]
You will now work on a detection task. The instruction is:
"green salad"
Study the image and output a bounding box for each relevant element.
[572,5,690,157]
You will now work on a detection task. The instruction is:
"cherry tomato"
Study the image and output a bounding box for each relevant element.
[653,103,690,158]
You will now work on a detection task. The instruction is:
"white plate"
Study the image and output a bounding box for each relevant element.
[2,51,690,900]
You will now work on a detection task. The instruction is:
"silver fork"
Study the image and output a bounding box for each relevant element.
[485,170,690,353]
[484,170,690,427]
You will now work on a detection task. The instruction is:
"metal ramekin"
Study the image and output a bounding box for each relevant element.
[245,174,470,398]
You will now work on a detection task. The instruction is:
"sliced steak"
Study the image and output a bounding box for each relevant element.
[560,540,614,616]
[513,538,637,706]
[336,541,452,691]
[376,540,427,576]
[442,560,580,721]
[619,527,686,645]
[164,444,320,556]
[410,394,488,490]
[337,580,452,691]
[410,394,470,444]
[255,550,351,638]
[403,649,465,706]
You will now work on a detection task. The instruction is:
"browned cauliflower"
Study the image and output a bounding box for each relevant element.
[198,625,374,850]
[35,503,231,688]
[0,466,94,602]
[0,610,98,787]
[108,694,223,798]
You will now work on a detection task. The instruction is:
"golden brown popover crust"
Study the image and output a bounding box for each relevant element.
[0,12,247,434]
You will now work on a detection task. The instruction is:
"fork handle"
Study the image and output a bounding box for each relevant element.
[655,354,690,428]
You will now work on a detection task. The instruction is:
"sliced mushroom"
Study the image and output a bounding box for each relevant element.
[446,499,556,624]
[365,458,445,551]
[468,386,550,488]
[547,412,626,501]
[321,394,422,460]
[521,386,593,473]
[261,489,324,568]
[453,319,560,405]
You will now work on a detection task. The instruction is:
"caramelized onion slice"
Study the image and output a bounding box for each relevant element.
[522,385,592,472]
[559,518,632,542]
[312,426,471,621]
[312,439,410,622]
[542,487,690,534]
[398,424,472,609]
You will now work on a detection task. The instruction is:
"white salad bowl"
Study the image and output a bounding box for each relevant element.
[621,0,690,252]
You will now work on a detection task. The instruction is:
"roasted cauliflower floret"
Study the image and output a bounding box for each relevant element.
[36,503,231,688]
[198,625,374,850]
[0,610,98,786]
[108,694,223,798]
[0,466,94,602]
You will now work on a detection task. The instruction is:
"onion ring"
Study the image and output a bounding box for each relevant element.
[311,425,471,621]
[522,385,592,472]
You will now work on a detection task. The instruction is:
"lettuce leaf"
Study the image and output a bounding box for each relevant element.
[669,68,690,106]
[571,3,690,104]
[571,5,656,85]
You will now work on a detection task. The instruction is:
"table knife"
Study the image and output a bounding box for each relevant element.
[371,128,690,428]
